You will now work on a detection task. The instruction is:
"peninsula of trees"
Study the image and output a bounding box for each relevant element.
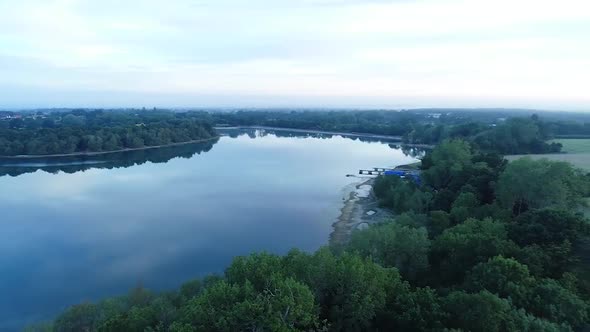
[0,110,215,156]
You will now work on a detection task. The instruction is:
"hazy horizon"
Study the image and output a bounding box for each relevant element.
[1,0,589,110]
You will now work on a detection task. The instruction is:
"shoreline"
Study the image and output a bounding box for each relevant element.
[329,177,393,246]
[218,126,434,148]
[217,126,404,141]
[0,136,219,160]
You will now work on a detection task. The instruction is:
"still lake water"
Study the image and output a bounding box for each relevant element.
[0,129,419,330]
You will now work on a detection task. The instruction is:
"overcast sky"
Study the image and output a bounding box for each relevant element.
[1,0,589,110]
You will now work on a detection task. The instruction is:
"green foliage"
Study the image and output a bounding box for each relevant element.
[378,286,447,331]
[432,218,517,284]
[284,248,398,331]
[497,158,588,214]
[178,278,320,332]
[443,290,518,332]
[34,111,590,332]
[422,139,473,191]
[348,222,430,281]
[179,279,202,302]
[450,192,479,223]
[509,209,590,247]
[0,110,215,156]
[464,256,534,306]
[472,116,561,154]
[527,279,589,329]
[225,252,284,291]
[373,175,432,213]
[54,303,98,332]
[428,210,452,237]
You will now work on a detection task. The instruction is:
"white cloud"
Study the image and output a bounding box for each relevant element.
[0,0,589,109]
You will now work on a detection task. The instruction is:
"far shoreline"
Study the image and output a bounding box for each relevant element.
[217,126,434,148]
[0,136,220,160]
[216,125,404,141]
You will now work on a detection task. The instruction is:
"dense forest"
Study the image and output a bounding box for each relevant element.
[27,132,590,331]
[0,110,215,156]
[2,108,589,156]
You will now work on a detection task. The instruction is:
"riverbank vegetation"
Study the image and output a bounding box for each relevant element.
[3,108,589,157]
[0,110,215,156]
[28,134,590,331]
[212,110,590,155]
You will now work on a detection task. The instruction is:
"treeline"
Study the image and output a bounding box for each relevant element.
[212,110,582,154]
[4,108,587,156]
[551,122,590,138]
[405,115,563,154]
[0,110,215,156]
[212,110,419,136]
[28,139,590,332]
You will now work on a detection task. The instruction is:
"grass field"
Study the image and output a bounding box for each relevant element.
[506,139,590,171]
[550,138,590,154]
[505,153,590,171]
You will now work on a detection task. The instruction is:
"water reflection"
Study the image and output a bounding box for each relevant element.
[0,130,424,177]
[0,131,421,330]
[0,139,218,177]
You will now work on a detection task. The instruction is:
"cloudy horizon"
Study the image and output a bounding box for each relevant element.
[1,0,589,110]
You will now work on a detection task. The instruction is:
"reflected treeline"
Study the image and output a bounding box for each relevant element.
[0,138,218,177]
[219,128,427,158]
[388,144,428,158]
[220,127,402,143]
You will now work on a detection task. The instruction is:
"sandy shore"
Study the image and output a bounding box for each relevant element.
[329,177,393,246]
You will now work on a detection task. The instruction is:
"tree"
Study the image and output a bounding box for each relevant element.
[450,192,479,223]
[464,256,534,307]
[373,175,432,213]
[443,291,528,332]
[179,279,202,302]
[54,303,98,332]
[527,279,589,329]
[422,139,473,191]
[497,158,588,215]
[348,222,431,281]
[431,218,517,285]
[178,278,320,332]
[225,252,284,291]
[428,210,451,237]
[283,248,398,331]
[508,209,590,247]
[377,286,447,331]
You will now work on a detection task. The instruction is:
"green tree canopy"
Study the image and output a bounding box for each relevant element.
[497,158,588,215]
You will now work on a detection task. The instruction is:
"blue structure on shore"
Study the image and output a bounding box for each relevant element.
[383,169,421,185]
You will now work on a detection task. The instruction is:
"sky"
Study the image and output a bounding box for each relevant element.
[0,0,589,110]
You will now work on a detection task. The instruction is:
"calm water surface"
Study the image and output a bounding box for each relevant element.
[0,129,419,330]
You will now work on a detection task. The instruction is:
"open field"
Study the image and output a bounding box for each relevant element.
[550,138,590,154]
[506,139,590,171]
[505,153,590,171]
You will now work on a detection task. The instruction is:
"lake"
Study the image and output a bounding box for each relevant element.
[0,129,419,330]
